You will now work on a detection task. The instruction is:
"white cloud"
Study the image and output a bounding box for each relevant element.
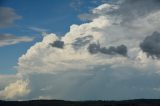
[0,75,18,89]
[29,27,48,33]
[0,80,30,100]
[92,3,119,14]
[78,3,119,21]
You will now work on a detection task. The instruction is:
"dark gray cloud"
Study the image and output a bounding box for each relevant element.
[0,7,21,28]
[87,42,100,54]
[140,31,160,59]
[115,0,160,24]
[0,34,17,40]
[72,35,93,49]
[50,40,64,49]
[0,34,34,47]
[100,44,127,56]
[88,42,127,56]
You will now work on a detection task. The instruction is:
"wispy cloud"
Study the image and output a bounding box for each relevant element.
[0,7,22,28]
[28,26,48,33]
[0,34,34,47]
[70,0,111,12]
[70,0,83,11]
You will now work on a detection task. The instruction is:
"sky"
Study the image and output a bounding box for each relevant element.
[0,0,160,101]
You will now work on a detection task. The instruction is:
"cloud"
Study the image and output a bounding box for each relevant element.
[92,3,119,14]
[0,80,30,100]
[100,44,127,56]
[14,1,160,100]
[1,0,160,100]
[78,3,119,21]
[0,7,21,28]
[71,0,115,12]
[50,40,64,49]
[29,27,48,33]
[0,34,34,47]
[114,0,160,25]
[38,95,52,100]
[78,0,160,24]
[140,31,160,59]
[78,13,95,21]
[70,0,83,11]
[87,42,100,54]
[87,42,127,56]
[0,75,18,89]
[72,35,93,50]
[14,64,160,100]
[17,16,111,74]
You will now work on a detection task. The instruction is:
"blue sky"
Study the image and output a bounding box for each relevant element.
[0,0,107,74]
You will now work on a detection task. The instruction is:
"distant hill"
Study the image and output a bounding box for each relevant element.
[0,99,160,106]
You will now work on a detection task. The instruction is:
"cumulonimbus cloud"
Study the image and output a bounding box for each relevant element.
[1,0,160,100]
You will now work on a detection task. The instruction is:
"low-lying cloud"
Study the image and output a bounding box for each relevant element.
[0,80,30,100]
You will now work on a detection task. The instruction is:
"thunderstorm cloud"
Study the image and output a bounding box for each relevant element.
[1,0,160,100]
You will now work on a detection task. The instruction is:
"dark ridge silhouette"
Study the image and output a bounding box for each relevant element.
[0,99,160,106]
